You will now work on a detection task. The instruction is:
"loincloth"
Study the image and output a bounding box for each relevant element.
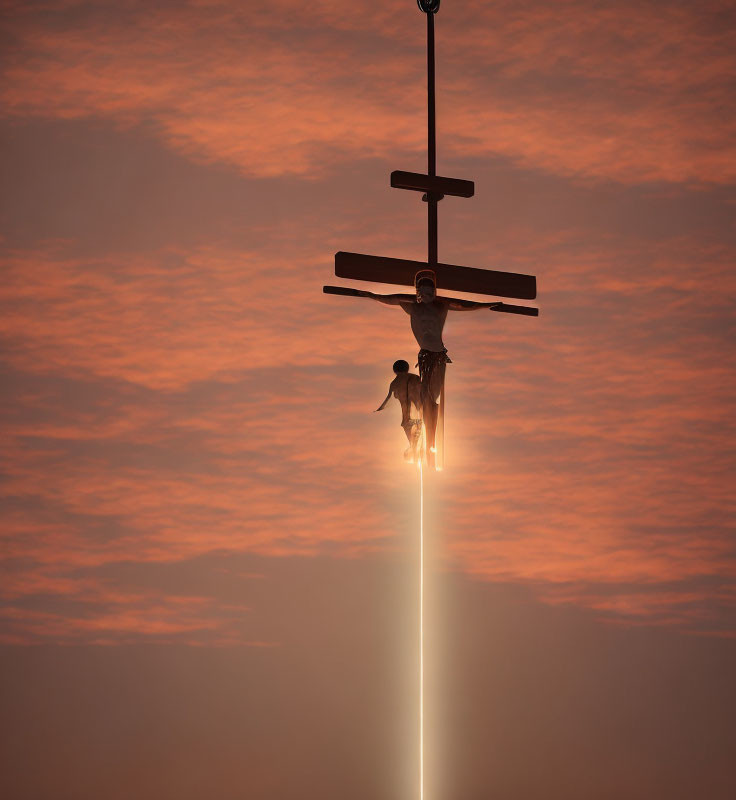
[417,349,452,385]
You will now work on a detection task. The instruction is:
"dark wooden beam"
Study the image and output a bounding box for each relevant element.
[391,170,474,198]
[323,285,538,315]
[491,302,539,316]
[335,251,537,300]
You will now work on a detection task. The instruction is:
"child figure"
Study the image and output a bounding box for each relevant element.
[375,360,423,462]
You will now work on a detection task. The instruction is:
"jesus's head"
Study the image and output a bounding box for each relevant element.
[415,271,436,303]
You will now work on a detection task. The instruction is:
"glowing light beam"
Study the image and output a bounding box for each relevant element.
[419,457,424,800]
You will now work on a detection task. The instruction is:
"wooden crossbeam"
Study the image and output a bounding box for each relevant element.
[323,285,538,316]
[335,251,537,300]
[390,170,474,198]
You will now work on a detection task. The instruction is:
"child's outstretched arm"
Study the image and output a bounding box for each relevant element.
[375,380,396,412]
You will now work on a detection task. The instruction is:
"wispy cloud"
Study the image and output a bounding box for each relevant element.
[3,0,734,182]
[1,227,733,641]
[1,1,733,643]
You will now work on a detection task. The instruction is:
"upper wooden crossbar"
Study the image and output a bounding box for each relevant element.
[390,170,474,198]
[335,251,537,300]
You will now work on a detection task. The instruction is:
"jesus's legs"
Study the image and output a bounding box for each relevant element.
[419,358,445,464]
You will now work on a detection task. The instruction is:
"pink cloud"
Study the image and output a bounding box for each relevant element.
[0,580,262,645]
[1,1,733,643]
[2,0,734,182]
[1,225,733,641]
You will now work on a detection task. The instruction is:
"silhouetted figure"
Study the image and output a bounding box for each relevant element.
[359,271,501,464]
[376,360,423,462]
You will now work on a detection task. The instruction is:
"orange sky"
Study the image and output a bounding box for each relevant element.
[1,1,735,797]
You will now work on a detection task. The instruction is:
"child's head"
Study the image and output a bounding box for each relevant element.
[392,359,410,374]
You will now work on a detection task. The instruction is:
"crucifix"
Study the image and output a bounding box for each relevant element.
[323,0,538,470]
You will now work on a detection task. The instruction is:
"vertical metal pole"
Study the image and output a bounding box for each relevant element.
[427,10,438,267]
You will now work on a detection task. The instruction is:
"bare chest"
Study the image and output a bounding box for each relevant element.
[411,302,447,330]
[409,302,447,348]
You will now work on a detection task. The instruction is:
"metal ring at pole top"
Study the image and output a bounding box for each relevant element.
[417,0,440,14]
